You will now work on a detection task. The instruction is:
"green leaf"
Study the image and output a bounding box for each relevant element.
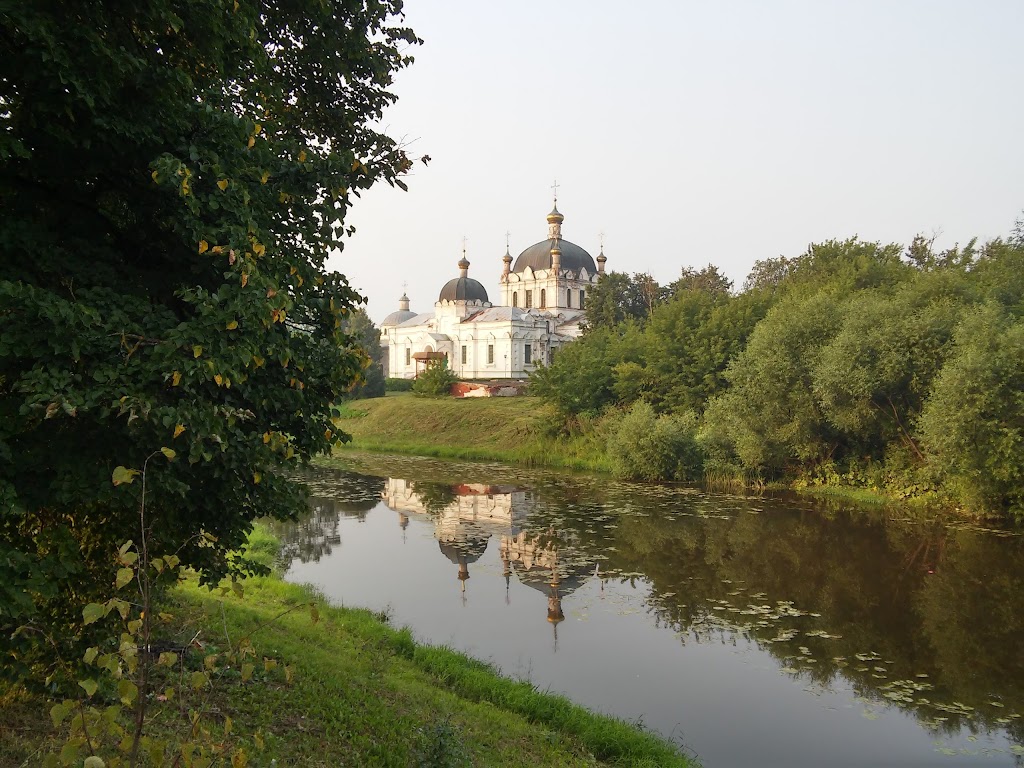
[190,671,207,690]
[111,466,139,486]
[158,651,178,667]
[160,447,176,460]
[79,678,99,697]
[83,647,99,664]
[50,701,70,728]
[118,679,138,706]
[240,663,254,682]
[115,567,134,590]
[82,603,107,625]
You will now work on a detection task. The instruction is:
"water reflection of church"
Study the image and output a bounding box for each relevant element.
[382,478,592,635]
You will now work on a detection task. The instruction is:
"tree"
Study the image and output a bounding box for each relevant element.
[709,291,848,472]
[0,0,419,675]
[666,264,733,298]
[341,309,386,399]
[583,272,664,330]
[919,304,1024,519]
[530,325,638,417]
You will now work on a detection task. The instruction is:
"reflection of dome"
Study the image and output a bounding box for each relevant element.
[438,535,489,565]
[438,277,489,303]
[513,239,596,274]
[511,560,590,596]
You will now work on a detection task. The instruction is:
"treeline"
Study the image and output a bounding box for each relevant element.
[530,223,1024,520]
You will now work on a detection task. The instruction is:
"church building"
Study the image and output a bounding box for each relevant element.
[380,201,606,379]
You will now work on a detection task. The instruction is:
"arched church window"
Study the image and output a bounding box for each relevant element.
[540,289,546,308]
[579,289,585,309]
[566,288,571,308]
[525,290,533,308]
[512,291,518,307]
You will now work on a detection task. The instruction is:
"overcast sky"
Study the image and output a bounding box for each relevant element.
[328,0,1024,323]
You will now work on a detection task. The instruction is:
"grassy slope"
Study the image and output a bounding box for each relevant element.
[335,393,613,473]
[1,576,692,767]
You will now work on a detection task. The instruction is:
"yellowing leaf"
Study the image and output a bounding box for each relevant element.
[112,466,140,486]
[297,150,306,163]
[193,345,203,358]
[160,447,176,460]
[173,424,185,438]
[241,271,248,287]
[217,179,229,191]
[214,374,224,387]
[226,320,238,330]
[171,371,182,387]
[253,471,261,484]
[241,662,254,682]
[159,651,178,667]
[115,567,134,590]
[198,240,209,254]
[190,671,207,690]
[260,170,269,184]
[79,678,98,697]
[253,242,265,256]
[247,135,255,149]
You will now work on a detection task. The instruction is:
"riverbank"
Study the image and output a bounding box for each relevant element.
[1,567,694,767]
[335,392,614,473]
[334,394,944,513]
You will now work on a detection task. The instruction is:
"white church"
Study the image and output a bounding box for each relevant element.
[380,201,607,379]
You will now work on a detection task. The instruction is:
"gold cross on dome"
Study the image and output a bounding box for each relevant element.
[551,179,559,201]
[505,230,511,249]
[599,231,605,250]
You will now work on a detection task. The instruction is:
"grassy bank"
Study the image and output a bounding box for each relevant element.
[1,569,693,766]
[334,393,614,473]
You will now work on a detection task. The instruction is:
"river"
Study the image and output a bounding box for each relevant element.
[274,454,1024,767]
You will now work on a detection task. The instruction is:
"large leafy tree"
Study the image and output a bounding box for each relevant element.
[0,0,418,673]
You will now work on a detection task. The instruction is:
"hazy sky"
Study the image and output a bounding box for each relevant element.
[329,1,1024,323]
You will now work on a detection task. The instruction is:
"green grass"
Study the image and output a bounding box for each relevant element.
[334,393,614,473]
[1,571,694,767]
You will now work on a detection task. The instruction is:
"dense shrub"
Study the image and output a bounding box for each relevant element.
[607,401,704,482]
[412,359,457,397]
[386,377,415,392]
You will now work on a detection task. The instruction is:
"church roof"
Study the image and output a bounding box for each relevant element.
[396,312,435,328]
[438,276,489,303]
[462,306,531,323]
[512,238,596,274]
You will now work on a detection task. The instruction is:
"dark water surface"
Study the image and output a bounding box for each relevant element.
[276,455,1024,767]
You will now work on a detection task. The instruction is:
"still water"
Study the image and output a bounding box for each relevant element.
[276,455,1024,767]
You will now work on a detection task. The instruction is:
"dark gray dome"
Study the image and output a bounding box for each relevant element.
[381,309,417,327]
[513,239,596,274]
[438,277,489,303]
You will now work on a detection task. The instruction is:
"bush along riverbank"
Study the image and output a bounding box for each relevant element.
[0,527,694,768]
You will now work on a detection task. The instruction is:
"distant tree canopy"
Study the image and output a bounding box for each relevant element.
[0,0,418,675]
[341,309,386,400]
[534,229,1024,519]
